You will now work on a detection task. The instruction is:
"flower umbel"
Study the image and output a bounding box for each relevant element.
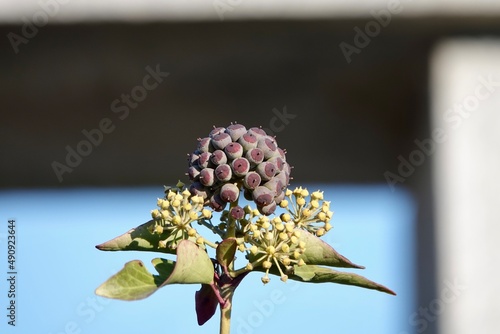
[150,183,213,250]
[280,187,333,237]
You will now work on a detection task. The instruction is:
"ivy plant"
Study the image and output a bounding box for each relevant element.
[95,124,395,334]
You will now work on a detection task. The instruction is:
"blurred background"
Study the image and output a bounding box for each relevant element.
[1,0,500,333]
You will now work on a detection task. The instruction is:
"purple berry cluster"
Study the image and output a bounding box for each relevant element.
[187,124,291,215]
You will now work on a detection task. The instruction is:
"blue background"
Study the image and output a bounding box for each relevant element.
[0,185,415,334]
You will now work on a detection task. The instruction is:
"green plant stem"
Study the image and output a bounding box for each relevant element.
[219,289,234,334]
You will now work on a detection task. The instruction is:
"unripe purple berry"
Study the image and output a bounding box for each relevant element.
[199,168,215,187]
[210,150,228,165]
[231,157,250,177]
[252,186,274,207]
[225,124,247,141]
[215,164,232,182]
[246,148,264,166]
[210,192,226,211]
[229,205,245,220]
[220,183,240,203]
[256,161,276,181]
[224,142,244,160]
[238,133,258,151]
[211,133,232,150]
[260,201,277,215]
[198,152,212,168]
[257,137,277,159]
[197,137,212,153]
[243,171,261,190]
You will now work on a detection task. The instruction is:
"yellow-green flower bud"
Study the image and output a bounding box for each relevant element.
[281,256,291,266]
[262,260,272,269]
[161,210,170,220]
[297,258,305,266]
[279,232,288,241]
[316,228,325,237]
[281,243,290,253]
[183,203,192,211]
[311,191,324,200]
[293,249,301,259]
[275,222,285,231]
[167,191,175,200]
[266,246,276,255]
[261,275,270,284]
[297,197,306,206]
[310,200,319,209]
[285,222,294,232]
[299,241,306,249]
[202,209,212,219]
[188,228,197,237]
[172,215,182,225]
[317,212,327,221]
[246,262,254,271]
[155,225,164,234]
[281,213,292,223]
[265,232,273,241]
[250,245,259,255]
[290,235,298,244]
[253,230,261,238]
[325,222,332,231]
[285,189,293,197]
[172,199,181,208]
[261,221,270,230]
[181,188,191,198]
[196,236,204,245]
[300,189,309,197]
[293,230,301,238]
[151,209,161,219]
[280,275,288,282]
[238,243,246,252]
[279,199,289,208]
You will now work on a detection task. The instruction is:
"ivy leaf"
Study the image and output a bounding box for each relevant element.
[95,220,176,255]
[291,265,396,295]
[195,284,219,326]
[216,238,237,270]
[298,230,365,269]
[95,240,214,300]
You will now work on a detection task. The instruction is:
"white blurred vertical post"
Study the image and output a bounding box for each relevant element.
[431,40,500,334]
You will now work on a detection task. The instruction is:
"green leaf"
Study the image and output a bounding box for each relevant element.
[95,240,215,301]
[298,230,365,269]
[95,220,176,255]
[216,238,237,269]
[291,265,396,295]
[160,240,215,285]
[95,259,164,300]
